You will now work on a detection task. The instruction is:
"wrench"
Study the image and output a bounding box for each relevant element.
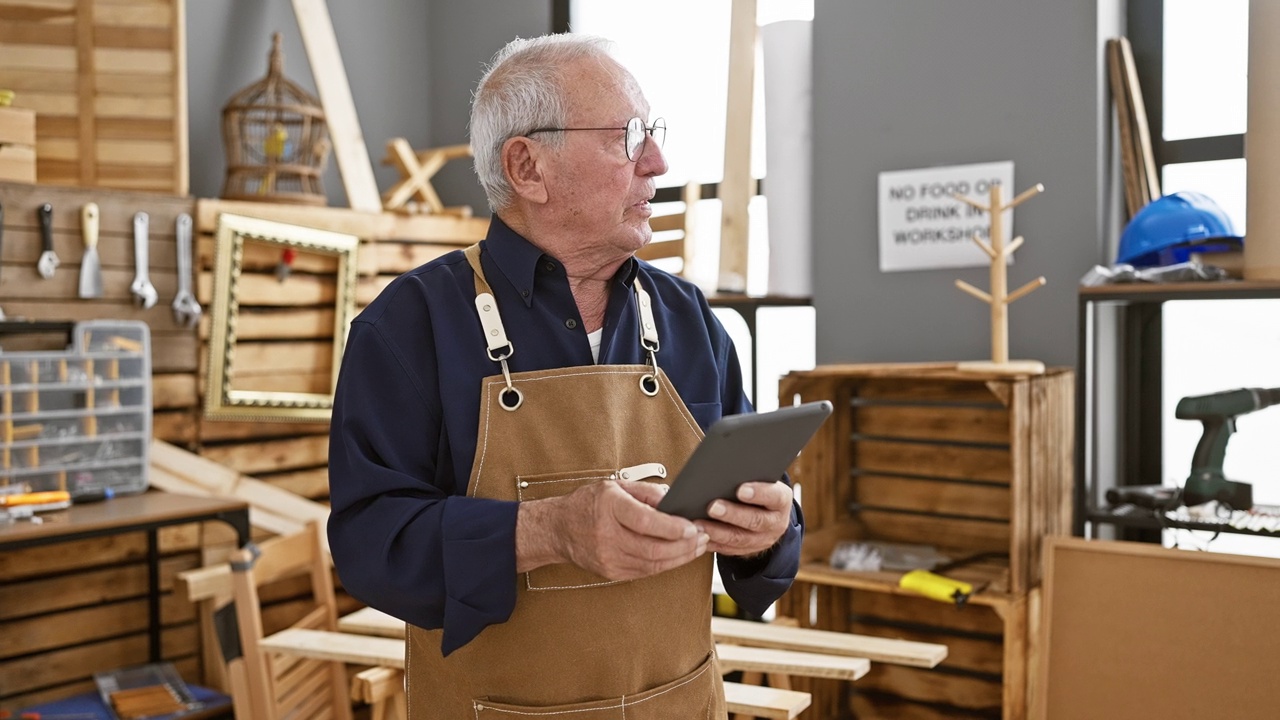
[37,202,58,279]
[171,213,202,327]
[130,212,158,309]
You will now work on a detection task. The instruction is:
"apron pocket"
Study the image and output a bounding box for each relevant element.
[473,652,718,719]
[516,467,658,592]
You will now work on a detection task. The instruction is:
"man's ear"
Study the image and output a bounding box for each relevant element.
[502,137,549,204]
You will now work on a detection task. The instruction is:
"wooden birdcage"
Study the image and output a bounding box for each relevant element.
[221,33,330,205]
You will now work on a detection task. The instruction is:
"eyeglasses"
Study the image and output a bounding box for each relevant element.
[527,117,666,161]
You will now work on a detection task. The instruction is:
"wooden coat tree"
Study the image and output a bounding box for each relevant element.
[953,183,1047,374]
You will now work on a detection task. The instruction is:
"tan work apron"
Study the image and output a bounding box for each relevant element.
[406,245,726,719]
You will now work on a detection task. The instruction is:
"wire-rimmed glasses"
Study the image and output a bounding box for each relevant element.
[527,117,666,161]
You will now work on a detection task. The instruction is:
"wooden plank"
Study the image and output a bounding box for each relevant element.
[0,18,76,46]
[259,627,404,668]
[195,198,383,238]
[76,0,97,182]
[848,621,1001,676]
[717,0,756,292]
[97,138,175,165]
[153,408,197,445]
[13,91,78,115]
[855,439,1012,484]
[857,509,1011,556]
[850,692,996,720]
[6,69,78,95]
[369,240,462,275]
[94,2,171,27]
[2,227,179,272]
[0,106,37,146]
[0,564,147,622]
[200,435,328,476]
[711,617,946,669]
[95,94,172,118]
[263,467,330,500]
[231,370,332,395]
[223,340,334,375]
[153,372,198,409]
[227,308,337,341]
[855,404,1009,445]
[0,180,193,235]
[291,0,381,212]
[196,418,329,442]
[0,44,77,72]
[94,24,172,51]
[858,664,1002,713]
[0,532,146,580]
[92,47,172,75]
[723,681,811,720]
[854,475,1010,521]
[715,644,870,681]
[0,597,155,660]
[197,271,336,307]
[170,0,187,196]
[850,588,1006,637]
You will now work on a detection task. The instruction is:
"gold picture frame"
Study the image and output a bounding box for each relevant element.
[205,213,359,422]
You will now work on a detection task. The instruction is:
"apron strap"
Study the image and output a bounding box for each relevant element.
[465,242,661,399]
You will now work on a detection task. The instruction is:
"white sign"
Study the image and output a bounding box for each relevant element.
[877,161,1015,272]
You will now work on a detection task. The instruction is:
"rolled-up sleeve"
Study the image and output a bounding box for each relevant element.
[327,320,518,655]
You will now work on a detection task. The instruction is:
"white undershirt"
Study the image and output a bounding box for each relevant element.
[588,328,604,363]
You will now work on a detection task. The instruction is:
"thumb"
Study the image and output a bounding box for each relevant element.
[618,480,669,508]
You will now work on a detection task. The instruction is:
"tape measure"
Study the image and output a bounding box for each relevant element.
[898,570,974,606]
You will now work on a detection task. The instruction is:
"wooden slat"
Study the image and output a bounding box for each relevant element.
[711,617,946,669]
[201,435,328,476]
[848,621,1002,676]
[857,664,1002,713]
[228,308,337,341]
[855,439,1012,484]
[722,681,811,720]
[716,0,756,292]
[259,627,404,668]
[224,340,334,375]
[196,418,329,442]
[0,532,146,580]
[855,404,1009,445]
[0,564,147,622]
[850,589,1006,637]
[291,0,381,212]
[856,509,1011,556]
[854,475,1010,521]
[715,645,869,681]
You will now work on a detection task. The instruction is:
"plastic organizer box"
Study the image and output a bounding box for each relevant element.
[0,320,152,498]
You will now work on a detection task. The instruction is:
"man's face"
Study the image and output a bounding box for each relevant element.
[541,58,669,260]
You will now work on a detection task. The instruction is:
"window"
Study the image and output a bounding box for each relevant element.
[568,0,816,410]
[1132,0,1280,556]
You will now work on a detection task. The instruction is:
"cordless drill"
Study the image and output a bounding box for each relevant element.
[1176,387,1280,509]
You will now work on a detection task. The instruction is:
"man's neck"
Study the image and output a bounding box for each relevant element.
[501,211,629,333]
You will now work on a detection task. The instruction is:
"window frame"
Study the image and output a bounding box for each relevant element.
[1127,0,1246,168]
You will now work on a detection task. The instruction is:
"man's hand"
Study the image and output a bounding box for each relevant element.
[516,480,709,580]
[695,481,793,558]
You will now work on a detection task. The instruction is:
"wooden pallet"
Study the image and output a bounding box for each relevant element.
[0,0,189,194]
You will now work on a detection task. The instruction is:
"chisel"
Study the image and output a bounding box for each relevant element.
[78,202,103,298]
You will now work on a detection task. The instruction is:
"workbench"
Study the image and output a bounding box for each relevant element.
[0,492,250,664]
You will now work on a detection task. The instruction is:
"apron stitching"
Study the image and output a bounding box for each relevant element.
[471,380,495,497]
[471,661,709,716]
[526,575,625,591]
[516,474,615,502]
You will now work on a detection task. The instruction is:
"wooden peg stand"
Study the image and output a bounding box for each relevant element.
[952,183,1047,375]
[381,139,473,217]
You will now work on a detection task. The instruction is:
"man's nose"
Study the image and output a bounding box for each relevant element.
[635,134,668,177]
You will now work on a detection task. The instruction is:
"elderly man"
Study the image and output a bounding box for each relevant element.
[328,34,802,718]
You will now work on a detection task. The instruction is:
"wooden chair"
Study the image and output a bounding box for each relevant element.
[635,181,701,275]
[225,521,359,720]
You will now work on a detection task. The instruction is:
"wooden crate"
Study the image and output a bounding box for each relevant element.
[0,107,37,183]
[0,0,188,194]
[775,363,1072,719]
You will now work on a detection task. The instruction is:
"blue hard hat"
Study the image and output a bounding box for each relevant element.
[1117,191,1243,267]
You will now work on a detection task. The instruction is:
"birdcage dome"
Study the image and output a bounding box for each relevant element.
[221,33,331,205]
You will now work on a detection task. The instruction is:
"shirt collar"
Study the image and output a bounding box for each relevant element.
[483,214,638,307]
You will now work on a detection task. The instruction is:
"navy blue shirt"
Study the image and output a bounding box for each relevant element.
[327,216,802,654]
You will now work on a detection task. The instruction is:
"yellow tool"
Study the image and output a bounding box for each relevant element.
[899,569,974,606]
[0,490,71,507]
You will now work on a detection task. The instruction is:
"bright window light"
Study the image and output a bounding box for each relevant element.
[1162,0,1248,141]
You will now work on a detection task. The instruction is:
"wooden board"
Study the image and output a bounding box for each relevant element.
[1037,537,1280,720]
[712,616,946,669]
[717,0,756,292]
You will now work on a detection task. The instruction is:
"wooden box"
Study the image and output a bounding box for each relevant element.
[0,107,37,183]
[775,363,1073,719]
[0,0,188,194]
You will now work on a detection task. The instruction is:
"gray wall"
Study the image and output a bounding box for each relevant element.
[186,1,547,212]
[812,0,1121,367]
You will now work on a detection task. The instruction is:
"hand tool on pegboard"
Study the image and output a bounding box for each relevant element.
[36,202,58,279]
[78,202,103,298]
[129,212,157,309]
[171,213,201,327]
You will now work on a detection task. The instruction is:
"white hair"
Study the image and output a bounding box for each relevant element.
[470,34,616,212]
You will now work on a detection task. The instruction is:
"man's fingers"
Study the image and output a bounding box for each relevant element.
[610,483,697,541]
[618,480,668,508]
[736,481,792,511]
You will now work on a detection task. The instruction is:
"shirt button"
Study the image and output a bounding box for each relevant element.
[521,289,529,298]
[543,261,556,273]
[565,318,577,329]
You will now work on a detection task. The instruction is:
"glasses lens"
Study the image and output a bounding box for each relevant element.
[625,117,645,161]
[650,118,666,151]
[625,118,666,161]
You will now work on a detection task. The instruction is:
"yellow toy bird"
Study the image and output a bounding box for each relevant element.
[259,122,289,195]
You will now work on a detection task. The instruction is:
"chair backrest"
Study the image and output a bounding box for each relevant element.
[228,521,353,720]
[634,181,700,275]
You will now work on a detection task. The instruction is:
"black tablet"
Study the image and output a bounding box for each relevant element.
[657,400,833,520]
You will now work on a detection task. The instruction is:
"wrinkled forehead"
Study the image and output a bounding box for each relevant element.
[560,56,650,124]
